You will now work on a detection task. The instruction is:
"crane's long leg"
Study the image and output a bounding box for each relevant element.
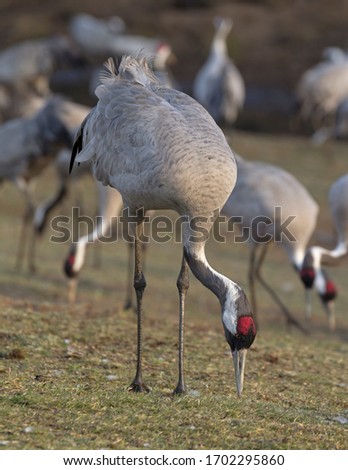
[124,241,134,310]
[27,225,37,273]
[15,179,35,271]
[173,253,189,395]
[254,244,309,335]
[128,218,150,392]
[124,239,148,311]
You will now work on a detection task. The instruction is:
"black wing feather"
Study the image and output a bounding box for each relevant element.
[69,113,91,174]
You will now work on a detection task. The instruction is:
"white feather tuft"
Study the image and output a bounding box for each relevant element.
[118,54,159,86]
[99,57,119,84]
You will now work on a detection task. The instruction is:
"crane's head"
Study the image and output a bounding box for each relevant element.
[299,264,316,319]
[213,16,233,37]
[64,244,85,279]
[299,249,337,330]
[154,43,176,69]
[222,287,256,397]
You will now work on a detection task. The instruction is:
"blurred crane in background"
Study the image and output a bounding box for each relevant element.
[193,17,245,126]
[301,173,347,331]
[295,46,348,132]
[0,98,72,270]
[222,153,318,334]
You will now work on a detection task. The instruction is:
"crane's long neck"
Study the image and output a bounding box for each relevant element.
[311,243,347,270]
[183,239,241,335]
[211,33,228,58]
[33,182,68,233]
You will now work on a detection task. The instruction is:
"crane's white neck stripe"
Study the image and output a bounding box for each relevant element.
[73,241,87,273]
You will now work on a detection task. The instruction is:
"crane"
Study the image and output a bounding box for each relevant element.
[221,154,319,334]
[0,36,81,97]
[70,55,256,396]
[193,17,245,125]
[301,173,347,331]
[0,97,89,271]
[0,98,73,269]
[295,47,348,130]
[63,181,122,304]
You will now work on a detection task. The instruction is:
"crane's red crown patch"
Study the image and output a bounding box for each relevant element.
[237,316,256,336]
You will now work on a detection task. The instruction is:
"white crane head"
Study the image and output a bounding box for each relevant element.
[213,16,233,38]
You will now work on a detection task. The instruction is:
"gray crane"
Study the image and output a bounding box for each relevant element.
[296,47,348,130]
[0,36,81,97]
[0,97,90,271]
[193,17,245,125]
[70,13,176,92]
[0,98,72,269]
[222,154,319,334]
[34,149,140,307]
[301,173,347,331]
[70,56,256,396]
[32,147,123,305]
[69,13,126,57]
[311,97,348,145]
[63,178,122,304]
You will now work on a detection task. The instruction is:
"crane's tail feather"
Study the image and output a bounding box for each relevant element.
[70,136,82,173]
[69,115,90,174]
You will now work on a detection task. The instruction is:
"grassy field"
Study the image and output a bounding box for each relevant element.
[0,130,347,450]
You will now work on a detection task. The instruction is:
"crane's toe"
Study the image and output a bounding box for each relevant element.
[128,380,151,393]
[173,382,186,395]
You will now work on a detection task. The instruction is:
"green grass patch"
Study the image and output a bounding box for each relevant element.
[0,131,347,449]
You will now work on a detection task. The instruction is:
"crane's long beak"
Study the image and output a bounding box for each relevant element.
[324,300,336,332]
[232,349,247,397]
[68,278,78,305]
[305,288,312,320]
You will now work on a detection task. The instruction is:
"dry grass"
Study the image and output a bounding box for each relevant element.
[0,130,347,449]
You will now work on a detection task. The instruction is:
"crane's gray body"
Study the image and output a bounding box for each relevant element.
[222,155,319,268]
[77,57,237,219]
[328,173,348,247]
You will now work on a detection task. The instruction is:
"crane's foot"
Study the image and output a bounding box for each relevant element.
[173,381,186,395]
[128,379,150,393]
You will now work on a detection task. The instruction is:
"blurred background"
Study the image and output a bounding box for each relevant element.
[1,0,348,451]
[1,0,348,133]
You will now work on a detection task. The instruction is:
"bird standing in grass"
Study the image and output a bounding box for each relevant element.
[193,17,245,126]
[222,154,319,333]
[63,181,122,304]
[70,55,256,396]
[0,98,72,270]
[301,174,347,331]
